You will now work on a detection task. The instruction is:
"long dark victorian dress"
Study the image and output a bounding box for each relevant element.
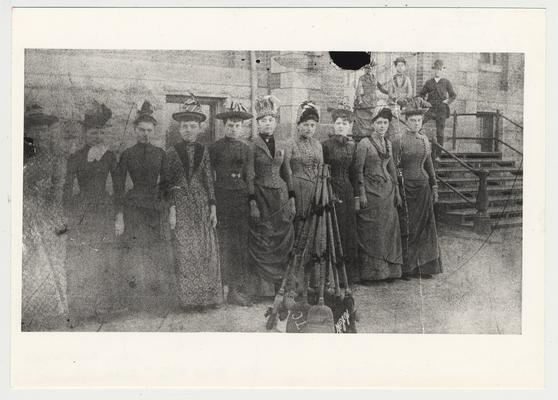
[322,135,359,283]
[392,132,443,275]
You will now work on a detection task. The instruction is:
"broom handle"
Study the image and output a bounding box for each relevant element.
[328,178,352,295]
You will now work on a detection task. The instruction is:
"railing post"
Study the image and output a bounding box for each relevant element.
[452,110,458,151]
[473,169,491,235]
[494,109,500,153]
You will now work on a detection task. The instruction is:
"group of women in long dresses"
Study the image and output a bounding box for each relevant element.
[22,90,442,330]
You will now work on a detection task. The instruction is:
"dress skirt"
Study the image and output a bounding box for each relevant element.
[357,176,403,280]
[398,179,443,274]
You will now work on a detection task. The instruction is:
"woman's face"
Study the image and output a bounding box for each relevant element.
[134,121,156,144]
[373,117,390,136]
[406,114,423,133]
[257,115,277,135]
[85,126,105,147]
[334,117,351,137]
[297,119,317,139]
[395,62,406,74]
[224,118,243,138]
[179,120,201,142]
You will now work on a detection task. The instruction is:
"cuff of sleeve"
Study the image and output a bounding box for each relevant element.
[288,190,296,199]
[248,194,256,202]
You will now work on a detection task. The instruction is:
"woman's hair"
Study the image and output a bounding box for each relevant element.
[405,110,424,119]
[223,117,244,124]
[372,108,393,123]
[334,116,351,124]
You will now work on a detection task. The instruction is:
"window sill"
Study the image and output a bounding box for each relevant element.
[479,63,503,73]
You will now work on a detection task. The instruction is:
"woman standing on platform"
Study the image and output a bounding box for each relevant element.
[322,99,359,284]
[246,95,296,299]
[354,107,403,283]
[392,102,442,279]
[164,94,223,310]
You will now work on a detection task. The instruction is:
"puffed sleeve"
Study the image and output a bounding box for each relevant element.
[162,147,182,205]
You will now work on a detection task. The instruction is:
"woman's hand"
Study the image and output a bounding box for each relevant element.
[169,205,176,230]
[249,200,261,222]
[354,197,360,211]
[288,197,296,220]
[115,212,124,236]
[359,187,367,209]
[395,192,402,208]
[210,205,218,228]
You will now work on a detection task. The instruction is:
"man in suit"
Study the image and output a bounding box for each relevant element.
[419,59,457,159]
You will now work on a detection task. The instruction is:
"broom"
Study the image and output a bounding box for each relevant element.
[305,165,335,333]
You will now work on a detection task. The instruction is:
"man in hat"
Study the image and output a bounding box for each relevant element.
[419,59,457,159]
[353,61,389,139]
[209,101,254,307]
[114,101,174,313]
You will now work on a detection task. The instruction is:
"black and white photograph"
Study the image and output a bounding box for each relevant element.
[21,48,525,334]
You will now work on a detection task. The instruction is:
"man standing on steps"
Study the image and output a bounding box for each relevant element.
[419,59,457,160]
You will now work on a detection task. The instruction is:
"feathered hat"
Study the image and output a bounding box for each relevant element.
[327,97,354,122]
[401,97,432,116]
[172,93,206,123]
[371,106,394,123]
[216,101,253,121]
[134,100,157,125]
[24,104,59,128]
[296,100,320,125]
[255,95,281,120]
[82,100,112,128]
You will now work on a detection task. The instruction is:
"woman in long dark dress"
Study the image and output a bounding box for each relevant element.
[392,103,442,278]
[63,101,122,324]
[246,95,296,298]
[288,101,323,236]
[354,107,403,282]
[322,99,359,284]
[165,94,223,309]
[22,104,69,331]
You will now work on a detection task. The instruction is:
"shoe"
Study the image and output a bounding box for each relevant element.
[227,288,253,307]
[419,274,433,279]
[400,274,412,281]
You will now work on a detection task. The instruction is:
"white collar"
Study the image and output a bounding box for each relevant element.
[87,144,108,162]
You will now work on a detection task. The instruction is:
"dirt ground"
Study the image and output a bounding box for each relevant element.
[71,226,522,334]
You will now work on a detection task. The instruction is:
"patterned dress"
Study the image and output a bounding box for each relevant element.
[165,140,223,308]
[392,132,442,275]
[322,135,359,283]
[22,150,69,331]
[63,145,120,322]
[209,137,253,292]
[354,136,403,281]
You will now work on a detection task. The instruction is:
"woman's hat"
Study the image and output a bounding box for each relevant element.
[401,97,432,116]
[432,59,445,70]
[296,100,320,125]
[215,101,253,121]
[172,93,207,123]
[371,106,393,123]
[327,97,354,122]
[24,104,59,128]
[82,100,112,128]
[134,100,157,125]
[393,56,407,66]
[255,95,281,120]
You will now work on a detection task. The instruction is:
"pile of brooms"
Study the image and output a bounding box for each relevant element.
[265,164,357,333]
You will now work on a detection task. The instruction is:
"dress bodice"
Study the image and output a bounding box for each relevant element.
[288,136,323,182]
[392,132,437,186]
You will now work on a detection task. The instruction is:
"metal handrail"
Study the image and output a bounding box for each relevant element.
[432,143,480,176]
[436,176,475,206]
[501,115,523,130]
[448,137,523,157]
[496,139,523,157]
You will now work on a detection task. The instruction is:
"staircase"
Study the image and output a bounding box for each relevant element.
[435,151,523,230]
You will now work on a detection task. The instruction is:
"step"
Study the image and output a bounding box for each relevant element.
[439,151,502,159]
[437,195,522,208]
[440,176,522,185]
[444,205,522,218]
[461,216,522,230]
[436,166,522,175]
[436,159,516,167]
